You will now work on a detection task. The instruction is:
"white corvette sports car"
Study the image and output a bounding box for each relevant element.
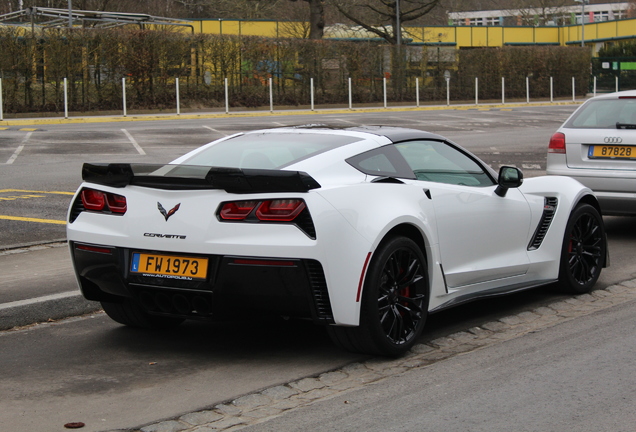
[67,126,607,356]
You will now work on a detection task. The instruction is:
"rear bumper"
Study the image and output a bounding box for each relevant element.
[546,160,636,216]
[70,241,334,324]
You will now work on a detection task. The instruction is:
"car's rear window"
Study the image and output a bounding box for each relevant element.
[182,132,362,169]
[565,98,636,129]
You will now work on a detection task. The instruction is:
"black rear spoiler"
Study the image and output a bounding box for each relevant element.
[82,163,321,194]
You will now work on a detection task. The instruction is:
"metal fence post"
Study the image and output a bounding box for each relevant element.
[224,78,229,114]
[63,78,69,119]
[502,77,505,104]
[122,77,127,117]
[446,78,450,106]
[526,77,530,103]
[550,77,554,103]
[348,77,352,110]
[175,78,180,115]
[475,77,478,105]
[310,77,314,111]
[593,76,597,97]
[416,77,420,107]
[0,78,3,121]
[383,77,387,108]
[572,77,576,102]
[269,77,273,113]
[616,75,619,92]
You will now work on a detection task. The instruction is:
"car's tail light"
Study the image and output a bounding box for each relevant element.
[256,199,306,221]
[219,200,259,220]
[548,132,566,154]
[80,188,127,215]
[219,199,306,222]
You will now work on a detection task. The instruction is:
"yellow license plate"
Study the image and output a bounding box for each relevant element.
[131,253,208,280]
[589,145,635,159]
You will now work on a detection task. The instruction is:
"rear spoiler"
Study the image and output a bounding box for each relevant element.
[82,163,321,194]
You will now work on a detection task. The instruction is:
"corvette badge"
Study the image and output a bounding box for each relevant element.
[158,202,180,221]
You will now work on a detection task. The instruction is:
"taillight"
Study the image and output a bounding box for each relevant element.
[256,199,306,221]
[81,189,106,211]
[219,200,259,220]
[80,188,127,215]
[218,199,306,222]
[548,132,566,154]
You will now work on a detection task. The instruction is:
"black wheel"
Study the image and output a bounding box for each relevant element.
[328,236,428,357]
[101,299,184,330]
[558,203,606,294]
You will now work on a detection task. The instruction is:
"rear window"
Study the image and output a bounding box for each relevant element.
[182,132,362,169]
[565,98,636,129]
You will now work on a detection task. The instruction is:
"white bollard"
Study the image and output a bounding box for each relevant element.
[502,77,505,104]
[348,77,352,110]
[526,77,530,103]
[572,77,576,102]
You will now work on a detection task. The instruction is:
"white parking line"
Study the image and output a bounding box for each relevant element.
[5,132,32,164]
[121,129,146,155]
[202,126,228,136]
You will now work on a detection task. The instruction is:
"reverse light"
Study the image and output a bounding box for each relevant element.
[80,188,127,215]
[548,132,566,154]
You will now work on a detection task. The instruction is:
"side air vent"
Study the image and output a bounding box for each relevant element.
[69,194,85,223]
[305,260,334,323]
[528,197,558,251]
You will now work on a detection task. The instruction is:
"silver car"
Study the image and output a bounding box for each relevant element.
[547,90,636,216]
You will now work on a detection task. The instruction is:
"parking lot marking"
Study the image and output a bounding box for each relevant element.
[122,129,146,155]
[202,126,228,136]
[0,189,74,195]
[18,128,38,132]
[5,131,32,164]
[0,215,66,225]
[0,194,45,201]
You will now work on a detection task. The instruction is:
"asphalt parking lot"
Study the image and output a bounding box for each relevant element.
[3,102,636,432]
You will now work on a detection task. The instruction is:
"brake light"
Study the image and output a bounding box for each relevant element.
[548,132,566,154]
[80,188,127,215]
[256,199,306,221]
[218,199,306,222]
[219,200,259,220]
[81,189,106,211]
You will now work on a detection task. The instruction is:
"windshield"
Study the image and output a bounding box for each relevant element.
[565,98,636,129]
[182,132,362,169]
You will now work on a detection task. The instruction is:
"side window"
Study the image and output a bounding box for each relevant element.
[395,140,495,187]
[346,145,416,179]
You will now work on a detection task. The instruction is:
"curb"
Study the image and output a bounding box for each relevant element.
[0,101,583,127]
[0,291,101,331]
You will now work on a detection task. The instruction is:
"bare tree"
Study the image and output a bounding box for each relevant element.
[330,0,440,45]
[290,0,324,39]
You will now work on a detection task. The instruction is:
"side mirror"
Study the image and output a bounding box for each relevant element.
[495,166,523,197]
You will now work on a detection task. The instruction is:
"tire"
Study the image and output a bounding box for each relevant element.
[558,203,606,294]
[328,236,429,357]
[101,299,184,330]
